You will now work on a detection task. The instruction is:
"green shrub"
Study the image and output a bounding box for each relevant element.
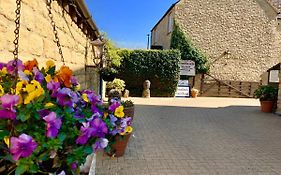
[254,85,278,101]
[117,49,181,97]
[106,78,126,92]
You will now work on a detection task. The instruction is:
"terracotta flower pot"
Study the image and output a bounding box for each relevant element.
[260,100,274,113]
[109,133,131,157]
[123,106,135,120]
[191,91,198,98]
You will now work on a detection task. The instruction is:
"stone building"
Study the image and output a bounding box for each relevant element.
[151,0,281,82]
[0,0,103,93]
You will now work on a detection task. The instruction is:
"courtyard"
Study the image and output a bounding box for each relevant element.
[96,97,281,175]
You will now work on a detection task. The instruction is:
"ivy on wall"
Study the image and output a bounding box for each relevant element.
[117,49,181,97]
[170,22,209,73]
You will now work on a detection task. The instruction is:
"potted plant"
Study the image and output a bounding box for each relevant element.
[106,78,125,96]
[121,100,135,120]
[105,99,133,157]
[254,85,278,113]
[191,88,199,98]
[0,59,133,174]
[100,67,118,82]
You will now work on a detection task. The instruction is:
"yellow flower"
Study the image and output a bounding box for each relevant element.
[0,85,4,96]
[24,70,32,75]
[46,60,55,70]
[23,80,44,104]
[4,136,10,148]
[45,102,55,108]
[82,93,89,102]
[0,67,7,75]
[45,74,52,83]
[120,126,133,135]
[75,83,81,91]
[103,112,108,119]
[114,106,125,118]
[16,81,28,95]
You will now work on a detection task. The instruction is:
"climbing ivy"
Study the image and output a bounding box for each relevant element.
[170,22,209,73]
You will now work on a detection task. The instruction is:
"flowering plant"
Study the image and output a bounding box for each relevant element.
[0,59,133,174]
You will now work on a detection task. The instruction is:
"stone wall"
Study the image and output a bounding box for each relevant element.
[151,8,175,49]
[0,0,100,93]
[175,0,281,82]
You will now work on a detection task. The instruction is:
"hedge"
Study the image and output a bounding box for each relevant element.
[117,49,181,97]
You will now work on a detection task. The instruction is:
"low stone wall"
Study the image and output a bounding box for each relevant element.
[0,0,100,93]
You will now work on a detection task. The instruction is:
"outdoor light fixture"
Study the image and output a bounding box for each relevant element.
[91,37,105,68]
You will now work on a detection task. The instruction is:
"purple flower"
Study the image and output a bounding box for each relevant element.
[0,109,16,120]
[0,94,19,111]
[0,62,6,70]
[93,138,108,152]
[38,109,51,118]
[76,118,108,145]
[58,171,66,175]
[56,88,73,107]
[71,162,78,170]
[47,80,61,91]
[10,133,37,161]
[47,80,60,97]
[43,112,62,138]
[109,114,117,126]
[33,67,44,83]
[121,117,132,128]
[108,101,120,112]
[76,122,93,145]
[6,59,24,74]
[90,118,108,138]
[18,70,29,81]
[82,90,102,105]
[71,77,79,86]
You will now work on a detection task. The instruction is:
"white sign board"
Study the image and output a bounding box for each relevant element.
[175,86,190,97]
[180,60,195,76]
[178,80,189,86]
[269,70,279,83]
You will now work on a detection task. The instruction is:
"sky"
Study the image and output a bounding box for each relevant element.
[84,0,178,49]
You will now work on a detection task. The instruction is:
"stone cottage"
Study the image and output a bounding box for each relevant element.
[151,0,281,83]
[0,0,103,93]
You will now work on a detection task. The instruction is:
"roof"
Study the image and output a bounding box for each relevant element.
[151,1,180,31]
[267,0,281,12]
[61,0,100,40]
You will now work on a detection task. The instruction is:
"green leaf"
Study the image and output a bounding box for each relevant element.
[17,113,30,122]
[15,164,28,175]
[46,66,56,75]
[84,146,93,154]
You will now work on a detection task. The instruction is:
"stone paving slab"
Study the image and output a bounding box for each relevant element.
[96,97,281,175]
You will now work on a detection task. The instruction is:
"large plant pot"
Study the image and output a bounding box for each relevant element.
[123,106,135,120]
[108,134,131,157]
[260,100,274,113]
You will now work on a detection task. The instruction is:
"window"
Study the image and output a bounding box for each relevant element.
[168,13,173,33]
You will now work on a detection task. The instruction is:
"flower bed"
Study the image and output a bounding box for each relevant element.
[0,59,133,175]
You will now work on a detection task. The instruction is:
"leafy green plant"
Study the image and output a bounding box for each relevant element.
[117,49,181,97]
[121,100,134,108]
[170,22,209,73]
[106,78,126,92]
[254,85,278,101]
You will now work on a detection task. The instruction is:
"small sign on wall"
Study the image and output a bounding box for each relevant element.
[180,60,195,76]
[269,70,279,83]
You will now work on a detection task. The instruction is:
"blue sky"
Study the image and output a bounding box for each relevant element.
[85,0,177,49]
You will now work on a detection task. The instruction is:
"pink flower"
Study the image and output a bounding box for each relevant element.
[43,112,62,138]
[10,134,37,161]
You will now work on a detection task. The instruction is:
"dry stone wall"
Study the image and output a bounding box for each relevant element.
[0,0,100,92]
[175,0,281,82]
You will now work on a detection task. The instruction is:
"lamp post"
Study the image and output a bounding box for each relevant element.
[147,34,150,50]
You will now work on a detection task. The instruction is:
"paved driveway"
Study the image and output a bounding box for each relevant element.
[96,97,281,175]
